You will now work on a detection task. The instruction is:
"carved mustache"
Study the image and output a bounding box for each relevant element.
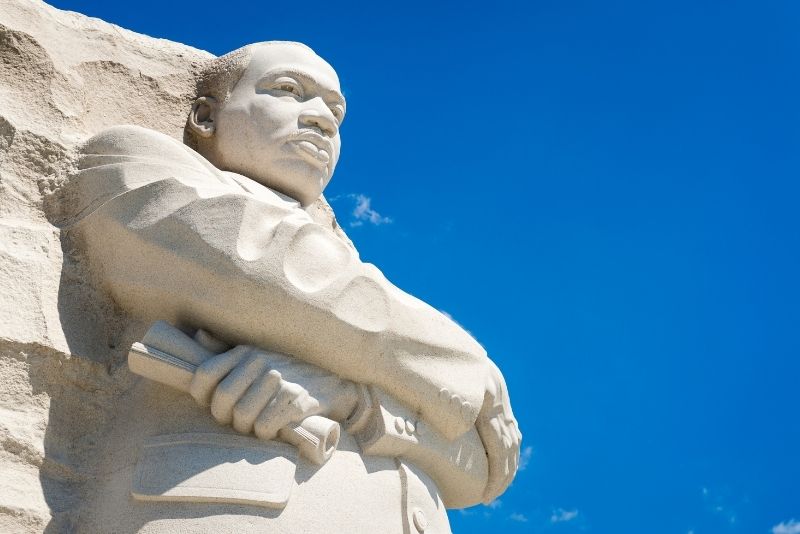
[289,130,335,159]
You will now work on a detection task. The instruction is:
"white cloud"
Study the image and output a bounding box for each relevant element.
[773,519,800,534]
[351,194,392,227]
[352,194,391,226]
[550,508,579,523]
[519,446,533,471]
[485,499,502,510]
[509,512,528,522]
[329,193,393,227]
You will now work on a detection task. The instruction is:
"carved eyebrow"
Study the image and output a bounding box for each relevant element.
[259,68,346,112]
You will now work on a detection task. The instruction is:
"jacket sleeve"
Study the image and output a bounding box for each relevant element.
[68,125,491,440]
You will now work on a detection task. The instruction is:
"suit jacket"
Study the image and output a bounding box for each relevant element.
[66,125,491,444]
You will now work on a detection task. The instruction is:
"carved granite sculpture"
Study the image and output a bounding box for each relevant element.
[0,2,520,533]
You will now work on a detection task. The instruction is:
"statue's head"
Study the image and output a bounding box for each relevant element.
[186,41,345,206]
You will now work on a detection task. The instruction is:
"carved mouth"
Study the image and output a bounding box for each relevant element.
[290,131,334,165]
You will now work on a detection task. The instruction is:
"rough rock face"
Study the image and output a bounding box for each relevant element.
[0,3,352,530]
[0,2,238,531]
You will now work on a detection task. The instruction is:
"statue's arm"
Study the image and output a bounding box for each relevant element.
[70,127,495,440]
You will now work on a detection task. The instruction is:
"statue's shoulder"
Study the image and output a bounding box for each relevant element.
[75,124,233,189]
[79,125,211,171]
[68,125,232,221]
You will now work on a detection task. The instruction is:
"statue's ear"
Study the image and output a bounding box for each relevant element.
[187,96,217,138]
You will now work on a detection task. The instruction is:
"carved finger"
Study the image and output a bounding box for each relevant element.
[253,382,308,442]
[232,369,282,434]
[498,424,516,490]
[477,415,505,503]
[507,450,519,488]
[211,353,269,425]
[510,446,519,475]
[500,428,519,493]
[502,452,512,490]
[511,419,523,442]
[189,345,251,406]
[490,416,503,441]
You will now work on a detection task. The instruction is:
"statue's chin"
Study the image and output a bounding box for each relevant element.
[201,143,330,206]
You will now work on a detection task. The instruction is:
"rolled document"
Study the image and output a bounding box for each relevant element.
[127,322,340,465]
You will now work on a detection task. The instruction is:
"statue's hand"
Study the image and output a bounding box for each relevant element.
[476,360,522,503]
[189,346,359,441]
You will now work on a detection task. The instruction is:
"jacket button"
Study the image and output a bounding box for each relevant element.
[412,508,428,532]
[394,417,405,433]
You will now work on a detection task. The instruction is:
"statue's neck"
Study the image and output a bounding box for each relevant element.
[223,171,302,208]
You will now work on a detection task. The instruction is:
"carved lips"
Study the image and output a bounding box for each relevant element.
[289,130,333,167]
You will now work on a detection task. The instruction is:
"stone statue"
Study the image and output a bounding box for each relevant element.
[59,41,520,533]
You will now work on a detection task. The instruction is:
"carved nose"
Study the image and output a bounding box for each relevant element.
[299,106,337,137]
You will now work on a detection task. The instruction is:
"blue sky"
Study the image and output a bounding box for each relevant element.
[48,1,800,532]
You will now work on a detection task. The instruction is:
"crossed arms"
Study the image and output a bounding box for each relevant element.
[67,125,520,501]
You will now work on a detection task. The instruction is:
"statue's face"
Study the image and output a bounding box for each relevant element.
[211,44,345,206]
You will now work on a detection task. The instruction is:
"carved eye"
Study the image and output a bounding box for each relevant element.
[272,78,303,98]
[330,105,345,123]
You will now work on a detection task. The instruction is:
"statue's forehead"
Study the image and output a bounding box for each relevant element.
[244,44,341,92]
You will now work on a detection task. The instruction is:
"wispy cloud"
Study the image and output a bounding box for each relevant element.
[459,498,502,520]
[519,446,533,471]
[330,193,392,227]
[550,508,579,523]
[509,512,528,523]
[701,485,738,526]
[486,499,502,510]
[773,519,800,534]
